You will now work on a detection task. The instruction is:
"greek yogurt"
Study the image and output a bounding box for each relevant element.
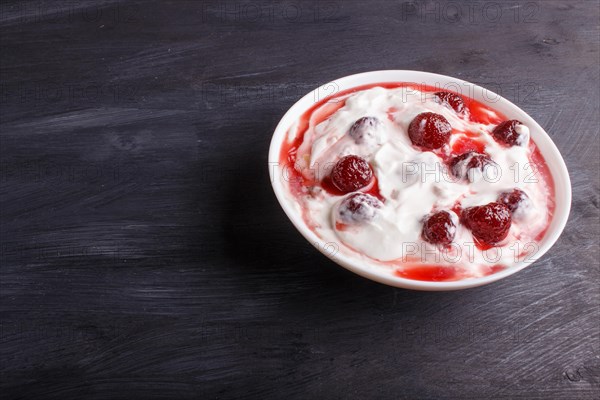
[279,83,555,281]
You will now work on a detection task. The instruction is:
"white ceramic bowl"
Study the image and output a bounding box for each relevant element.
[268,70,571,291]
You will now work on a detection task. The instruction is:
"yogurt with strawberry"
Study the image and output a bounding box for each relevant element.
[279,83,555,281]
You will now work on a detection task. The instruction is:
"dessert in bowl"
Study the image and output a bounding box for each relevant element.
[269,71,571,290]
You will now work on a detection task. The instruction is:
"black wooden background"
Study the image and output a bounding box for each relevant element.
[1,1,599,399]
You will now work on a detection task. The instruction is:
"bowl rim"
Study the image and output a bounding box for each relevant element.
[268,70,571,291]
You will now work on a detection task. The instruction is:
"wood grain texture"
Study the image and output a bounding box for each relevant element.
[1,0,599,399]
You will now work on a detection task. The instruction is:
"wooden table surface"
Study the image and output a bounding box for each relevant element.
[1,1,599,399]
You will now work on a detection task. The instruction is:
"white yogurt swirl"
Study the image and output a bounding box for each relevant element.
[287,86,552,277]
